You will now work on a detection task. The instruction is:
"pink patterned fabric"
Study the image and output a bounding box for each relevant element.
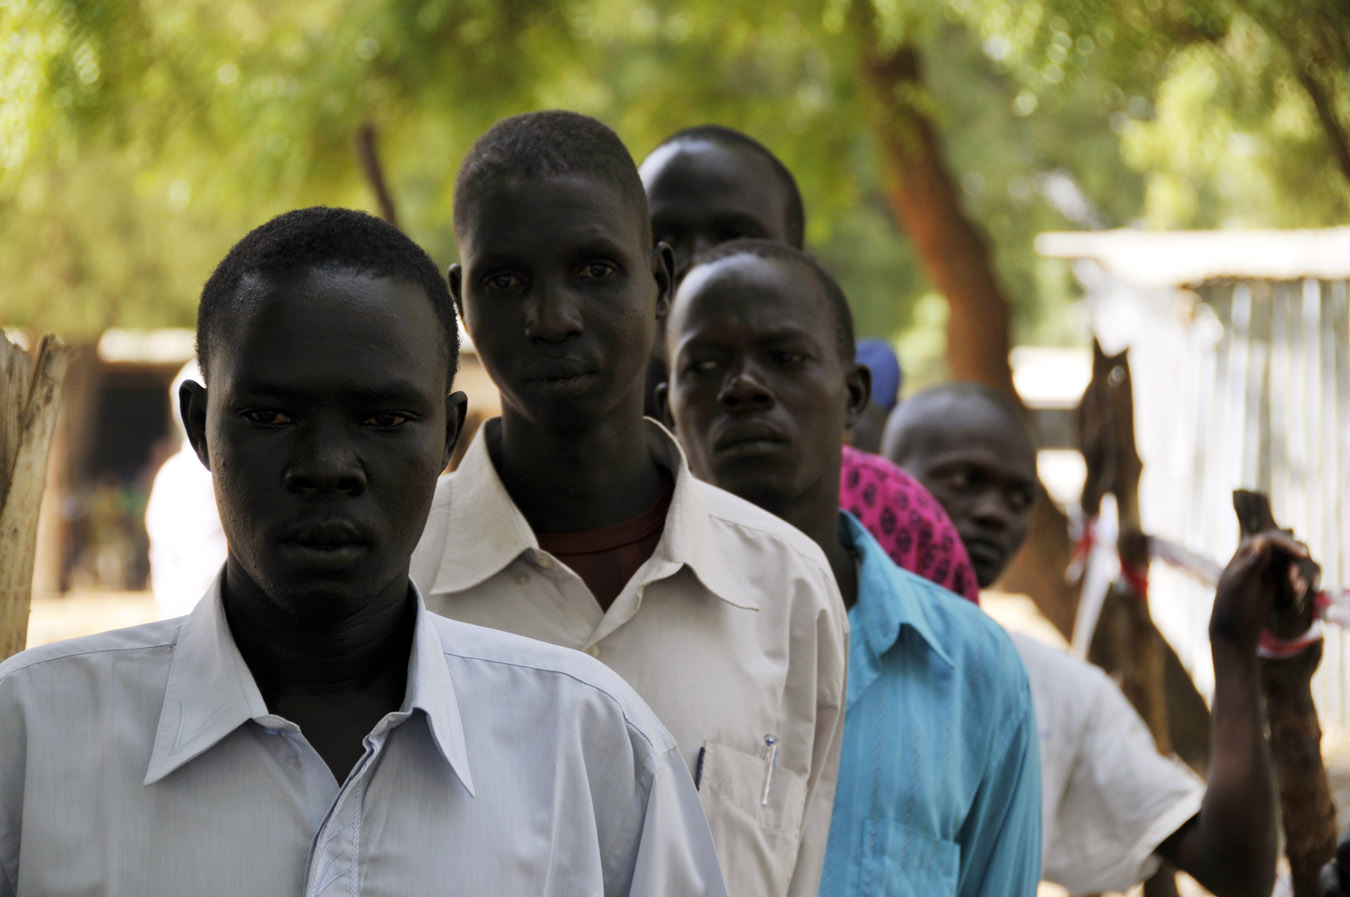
[839,445,981,604]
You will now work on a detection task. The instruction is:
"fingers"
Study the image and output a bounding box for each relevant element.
[1245,530,1309,562]
[1226,530,1309,581]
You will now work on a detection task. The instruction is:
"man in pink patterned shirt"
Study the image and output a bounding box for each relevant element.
[838,444,981,603]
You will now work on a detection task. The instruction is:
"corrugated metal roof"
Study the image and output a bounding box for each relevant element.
[1036,227,1350,288]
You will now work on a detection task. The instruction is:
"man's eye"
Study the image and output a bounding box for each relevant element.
[363,413,410,428]
[241,409,292,425]
[772,351,806,366]
[1008,487,1035,511]
[944,468,974,491]
[684,358,720,375]
[577,261,616,279]
[484,272,524,290]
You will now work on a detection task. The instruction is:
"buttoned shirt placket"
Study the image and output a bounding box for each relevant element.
[290,711,415,897]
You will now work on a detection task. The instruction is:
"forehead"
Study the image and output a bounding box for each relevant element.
[641,141,788,224]
[672,255,830,343]
[209,267,446,395]
[909,398,1037,478]
[457,172,647,261]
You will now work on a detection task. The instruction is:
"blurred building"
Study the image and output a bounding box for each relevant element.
[1038,226,1350,732]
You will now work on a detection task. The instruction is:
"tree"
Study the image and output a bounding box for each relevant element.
[3,0,1346,378]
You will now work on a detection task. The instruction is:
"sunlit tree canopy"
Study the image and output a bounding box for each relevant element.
[2,0,1346,381]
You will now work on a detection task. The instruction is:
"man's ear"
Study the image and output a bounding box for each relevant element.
[442,390,469,468]
[844,362,872,429]
[652,381,675,432]
[448,264,466,325]
[651,241,674,324]
[179,379,211,471]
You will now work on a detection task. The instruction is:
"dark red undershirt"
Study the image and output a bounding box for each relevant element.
[536,476,675,612]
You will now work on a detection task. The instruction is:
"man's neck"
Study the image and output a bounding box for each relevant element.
[222,565,415,701]
[491,410,666,534]
[771,474,859,611]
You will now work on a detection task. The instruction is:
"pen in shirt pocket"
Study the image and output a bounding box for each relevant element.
[760,735,778,806]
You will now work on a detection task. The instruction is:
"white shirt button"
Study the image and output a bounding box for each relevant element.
[536,555,555,569]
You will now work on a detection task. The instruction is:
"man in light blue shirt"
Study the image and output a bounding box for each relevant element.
[661,238,1041,895]
[0,207,727,897]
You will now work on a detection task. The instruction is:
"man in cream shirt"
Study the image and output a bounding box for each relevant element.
[413,111,847,897]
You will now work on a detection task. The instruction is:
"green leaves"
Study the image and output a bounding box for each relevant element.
[2,0,1346,358]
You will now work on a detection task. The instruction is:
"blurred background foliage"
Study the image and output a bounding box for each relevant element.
[2,0,1347,383]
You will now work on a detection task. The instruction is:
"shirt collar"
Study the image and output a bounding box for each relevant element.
[145,574,475,797]
[430,421,540,595]
[431,417,759,612]
[842,512,955,674]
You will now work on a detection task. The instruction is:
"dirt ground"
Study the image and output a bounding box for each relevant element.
[26,589,161,648]
[22,590,1350,896]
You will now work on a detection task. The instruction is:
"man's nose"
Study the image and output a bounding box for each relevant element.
[524,283,584,344]
[284,424,367,497]
[717,361,774,411]
[969,489,1011,532]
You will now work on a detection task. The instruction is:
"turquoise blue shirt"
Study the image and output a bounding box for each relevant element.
[821,513,1041,896]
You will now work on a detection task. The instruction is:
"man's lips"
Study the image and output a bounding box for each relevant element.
[713,421,789,454]
[277,520,368,550]
[523,360,598,382]
[960,533,1007,565]
[522,360,600,396]
[275,522,370,572]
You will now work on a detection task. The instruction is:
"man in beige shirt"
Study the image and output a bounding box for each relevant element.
[412,111,847,897]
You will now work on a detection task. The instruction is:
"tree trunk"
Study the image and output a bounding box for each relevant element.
[853,28,1083,633]
[1292,70,1350,190]
[857,43,1015,396]
[1,334,75,660]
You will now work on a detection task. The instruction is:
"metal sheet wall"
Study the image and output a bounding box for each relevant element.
[1087,274,1350,731]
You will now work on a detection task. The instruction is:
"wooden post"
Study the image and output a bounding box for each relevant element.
[1233,490,1337,897]
[1078,342,1174,753]
[1077,342,1182,897]
[0,333,75,661]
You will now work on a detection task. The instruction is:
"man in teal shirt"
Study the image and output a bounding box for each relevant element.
[660,238,1041,895]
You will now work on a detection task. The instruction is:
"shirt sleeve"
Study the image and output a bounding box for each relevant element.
[628,747,730,897]
[1042,672,1205,894]
[785,584,849,897]
[957,665,1043,897]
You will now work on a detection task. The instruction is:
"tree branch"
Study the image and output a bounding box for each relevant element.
[354,123,401,229]
[1293,70,1350,190]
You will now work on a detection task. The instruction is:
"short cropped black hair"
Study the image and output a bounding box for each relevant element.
[688,238,854,361]
[454,110,650,245]
[886,382,1038,461]
[196,206,459,387]
[652,125,805,249]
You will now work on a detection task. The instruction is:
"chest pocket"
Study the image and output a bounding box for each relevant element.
[697,740,808,897]
[858,817,959,896]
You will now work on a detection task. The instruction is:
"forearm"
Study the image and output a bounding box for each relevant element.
[1168,640,1275,897]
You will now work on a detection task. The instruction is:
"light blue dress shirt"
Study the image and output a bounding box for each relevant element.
[821,514,1042,896]
[0,579,728,897]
